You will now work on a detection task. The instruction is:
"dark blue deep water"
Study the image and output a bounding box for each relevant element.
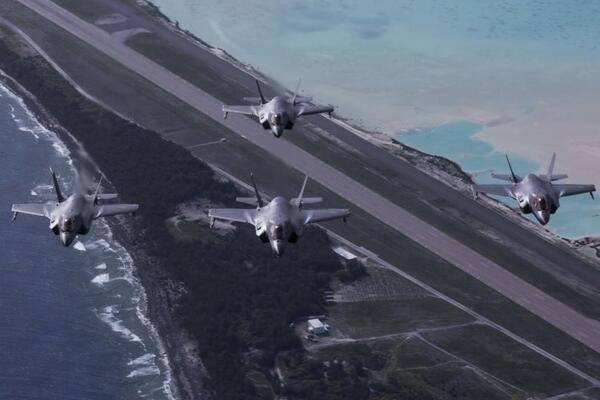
[0,84,174,399]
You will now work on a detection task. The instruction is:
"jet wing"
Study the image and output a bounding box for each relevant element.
[303,208,350,224]
[208,208,257,225]
[11,203,53,219]
[222,105,259,117]
[94,204,139,218]
[296,104,334,117]
[473,184,516,198]
[553,184,596,198]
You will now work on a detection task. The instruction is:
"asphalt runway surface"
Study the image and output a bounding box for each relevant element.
[15,0,600,356]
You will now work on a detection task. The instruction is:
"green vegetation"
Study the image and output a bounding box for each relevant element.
[281,338,514,400]
[328,298,473,338]
[583,387,600,399]
[335,258,368,283]
[383,336,452,369]
[0,36,342,400]
[126,32,246,105]
[424,324,588,396]
[51,0,114,21]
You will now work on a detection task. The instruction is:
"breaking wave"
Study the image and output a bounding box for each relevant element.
[1,80,176,399]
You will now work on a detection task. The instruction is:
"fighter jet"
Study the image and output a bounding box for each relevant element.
[473,153,595,225]
[222,80,334,137]
[208,174,350,255]
[11,168,139,246]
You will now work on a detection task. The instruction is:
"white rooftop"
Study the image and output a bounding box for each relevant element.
[332,246,357,260]
[308,319,325,329]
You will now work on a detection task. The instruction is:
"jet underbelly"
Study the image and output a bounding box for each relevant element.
[516,193,531,213]
[255,221,269,242]
[258,112,269,128]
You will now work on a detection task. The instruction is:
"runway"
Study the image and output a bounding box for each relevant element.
[15,0,600,357]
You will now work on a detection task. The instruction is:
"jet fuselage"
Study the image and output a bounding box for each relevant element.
[254,197,304,256]
[49,194,95,246]
[513,174,559,225]
[258,97,295,137]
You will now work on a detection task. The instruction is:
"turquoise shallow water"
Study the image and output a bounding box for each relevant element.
[148,0,600,238]
[149,0,600,127]
[399,121,538,177]
[397,123,599,238]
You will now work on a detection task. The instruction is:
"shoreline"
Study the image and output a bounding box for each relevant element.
[136,0,600,260]
[1,2,600,397]
[0,69,187,399]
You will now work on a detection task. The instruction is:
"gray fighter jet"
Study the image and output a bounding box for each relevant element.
[473,153,595,225]
[222,80,334,137]
[11,168,139,246]
[208,174,350,255]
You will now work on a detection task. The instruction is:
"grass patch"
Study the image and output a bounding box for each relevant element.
[126,33,246,105]
[331,266,429,302]
[424,324,588,397]
[385,336,453,371]
[328,298,473,338]
[281,338,515,400]
[51,0,116,22]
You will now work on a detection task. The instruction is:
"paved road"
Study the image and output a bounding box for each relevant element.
[17,0,600,356]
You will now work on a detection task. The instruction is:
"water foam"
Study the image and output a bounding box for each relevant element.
[0,83,71,159]
[97,305,143,343]
[91,273,110,285]
[127,353,161,378]
[0,72,176,400]
[72,241,87,252]
[95,219,176,398]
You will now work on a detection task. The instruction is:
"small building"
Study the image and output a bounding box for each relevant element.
[332,246,357,260]
[307,318,329,335]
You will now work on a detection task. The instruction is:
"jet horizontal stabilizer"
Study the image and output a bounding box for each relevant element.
[293,95,313,104]
[539,174,569,182]
[491,173,522,182]
[290,197,323,205]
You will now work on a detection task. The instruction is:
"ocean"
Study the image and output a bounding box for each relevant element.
[148,0,600,238]
[0,83,174,399]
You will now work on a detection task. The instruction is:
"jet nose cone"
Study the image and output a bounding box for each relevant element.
[535,211,550,225]
[60,232,75,247]
[272,126,284,137]
[271,240,285,256]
